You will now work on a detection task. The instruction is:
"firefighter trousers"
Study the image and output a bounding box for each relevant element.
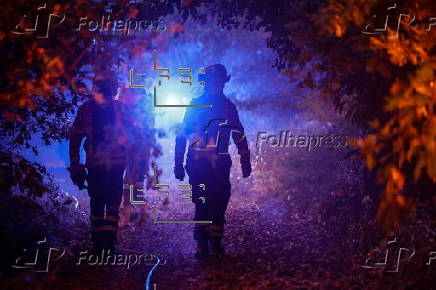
[187,158,232,244]
[86,167,124,248]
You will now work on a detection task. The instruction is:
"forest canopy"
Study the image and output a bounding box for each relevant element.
[1,0,435,234]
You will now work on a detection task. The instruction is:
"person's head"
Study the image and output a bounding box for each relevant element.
[92,78,118,105]
[200,64,231,95]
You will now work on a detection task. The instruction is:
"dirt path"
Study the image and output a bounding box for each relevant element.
[11,146,367,290]
[92,146,363,289]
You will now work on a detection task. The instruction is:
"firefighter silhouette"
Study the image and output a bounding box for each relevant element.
[174,64,252,259]
[69,78,141,253]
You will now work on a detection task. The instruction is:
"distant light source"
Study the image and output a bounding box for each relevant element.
[163,94,178,106]
[153,78,204,128]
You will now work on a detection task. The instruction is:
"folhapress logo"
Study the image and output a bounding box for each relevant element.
[256,131,348,151]
[12,3,166,39]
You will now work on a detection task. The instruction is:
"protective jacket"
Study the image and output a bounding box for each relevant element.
[175,93,249,170]
[69,100,139,170]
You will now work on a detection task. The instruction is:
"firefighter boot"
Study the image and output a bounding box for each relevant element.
[104,210,119,252]
[90,215,105,253]
[209,225,225,255]
[90,231,104,254]
[194,224,209,260]
[102,230,117,253]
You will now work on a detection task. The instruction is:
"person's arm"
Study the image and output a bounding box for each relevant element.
[68,104,88,189]
[231,105,251,178]
[69,105,86,166]
[174,106,194,181]
[118,102,146,184]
